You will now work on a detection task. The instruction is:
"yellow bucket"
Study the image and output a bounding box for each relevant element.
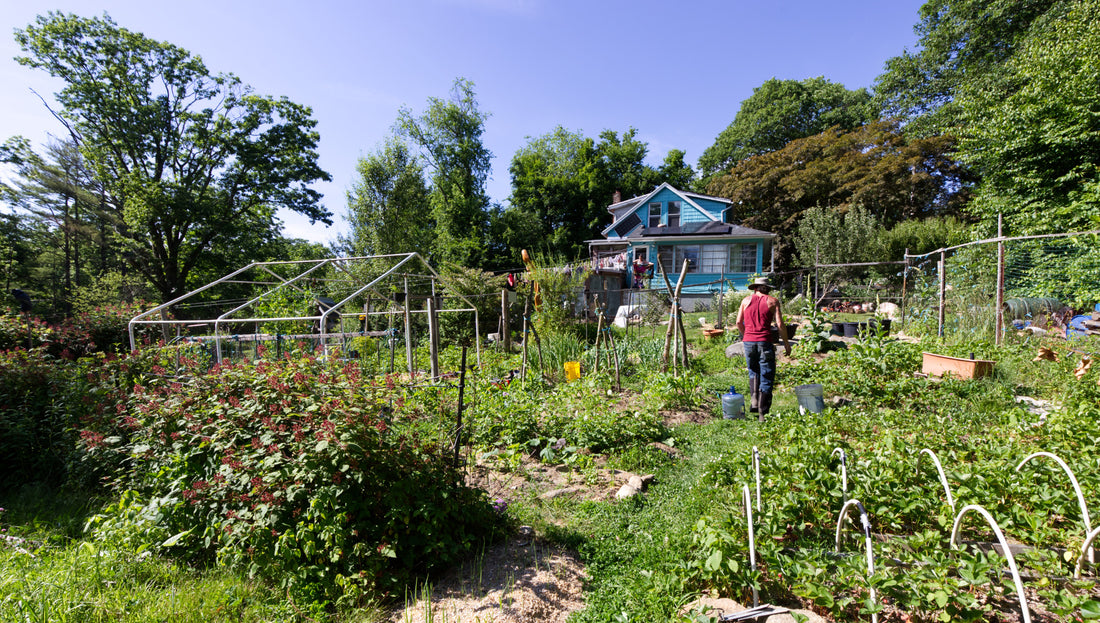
[564,361,581,381]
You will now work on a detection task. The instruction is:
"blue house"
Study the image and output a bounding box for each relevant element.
[588,183,776,311]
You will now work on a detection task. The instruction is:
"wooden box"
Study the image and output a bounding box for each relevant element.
[921,352,995,379]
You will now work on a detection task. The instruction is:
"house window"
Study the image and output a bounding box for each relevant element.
[667,201,681,228]
[701,244,727,273]
[674,245,700,273]
[657,246,674,275]
[729,243,758,273]
[648,203,662,228]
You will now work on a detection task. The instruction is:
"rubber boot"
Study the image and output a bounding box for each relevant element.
[758,392,773,422]
[749,377,759,414]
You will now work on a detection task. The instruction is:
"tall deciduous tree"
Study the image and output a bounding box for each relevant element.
[14,13,332,303]
[340,139,432,259]
[398,78,492,267]
[956,1,1100,235]
[506,127,602,259]
[707,120,971,268]
[873,0,1068,137]
[698,77,873,179]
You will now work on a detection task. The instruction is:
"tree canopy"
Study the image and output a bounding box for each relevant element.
[955,1,1100,235]
[697,77,874,180]
[397,78,492,268]
[340,139,432,259]
[14,12,332,303]
[873,0,1069,137]
[504,126,696,260]
[706,120,972,268]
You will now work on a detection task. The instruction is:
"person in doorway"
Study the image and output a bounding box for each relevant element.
[632,256,651,289]
[735,276,791,421]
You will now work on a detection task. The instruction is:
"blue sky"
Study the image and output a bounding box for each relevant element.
[1,0,926,246]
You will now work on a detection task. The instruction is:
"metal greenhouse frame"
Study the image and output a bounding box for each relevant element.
[128,253,481,372]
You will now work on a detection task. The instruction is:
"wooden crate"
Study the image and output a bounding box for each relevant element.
[922,352,995,379]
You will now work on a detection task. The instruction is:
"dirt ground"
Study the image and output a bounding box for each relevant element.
[388,403,709,622]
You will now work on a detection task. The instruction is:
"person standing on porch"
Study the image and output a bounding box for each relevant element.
[735,276,791,421]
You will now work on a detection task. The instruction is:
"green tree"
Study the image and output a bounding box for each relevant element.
[707,121,971,269]
[654,149,696,190]
[398,78,492,268]
[595,128,653,200]
[340,139,432,259]
[506,127,602,259]
[14,13,332,303]
[956,1,1100,235]
[698,77,874,179]
[873,0,1069,137]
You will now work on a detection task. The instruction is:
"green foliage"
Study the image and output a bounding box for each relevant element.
[339,138,432,259]
[871,215,972,261]
[81,355,501,602]
[525,252,589,337]
[437,263,507,346]
[794,204,880,270]
[15,12,332,302]
[873,0,1069,138]
[698,77,874,179]
[398,78,493,268]
[957,1,1100,237]
[707,121,971,269]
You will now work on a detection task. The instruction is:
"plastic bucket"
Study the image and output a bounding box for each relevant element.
[564,361,581,381]
[794,383,825,415]
[842,322,859,338]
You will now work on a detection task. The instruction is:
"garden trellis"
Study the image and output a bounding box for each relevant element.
[128,253,481,374]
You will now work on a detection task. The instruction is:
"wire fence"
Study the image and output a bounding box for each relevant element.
[904,229,1100,342]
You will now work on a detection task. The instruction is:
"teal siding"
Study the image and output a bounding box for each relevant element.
[642,239,765,293]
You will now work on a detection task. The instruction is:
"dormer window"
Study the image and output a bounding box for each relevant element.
[667,201,681,228]
[648,203,662,228]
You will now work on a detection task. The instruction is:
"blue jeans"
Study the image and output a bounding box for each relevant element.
[743,341,776,394]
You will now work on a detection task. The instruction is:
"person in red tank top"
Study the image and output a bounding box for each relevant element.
[735,276,791,421]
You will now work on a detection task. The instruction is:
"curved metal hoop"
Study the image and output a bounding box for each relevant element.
[832,448,848,505]
[949,504,1031,623]
[1015,451,1093,563]
[834,498,878,623]
[1074,525,1100,578]
[919,448,956,512]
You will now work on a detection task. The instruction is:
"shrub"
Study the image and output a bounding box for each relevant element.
[82,355,501,604]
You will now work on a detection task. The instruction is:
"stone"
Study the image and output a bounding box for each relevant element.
[725,341,746,358]
[627,475,644,490]
[615,484,639,499]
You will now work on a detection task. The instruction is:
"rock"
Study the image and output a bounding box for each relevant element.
[725,341,746,358]
[831,396,852,407]
[615,484,639,499]
[627,475,644,490]
[640,474,656,486]
[540,487,583,500]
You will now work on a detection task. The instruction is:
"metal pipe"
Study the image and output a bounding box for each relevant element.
[743,484,759,608]
[834,498,878,623]
[949,504,1031,623]
[753,447,761,513]
[1015,452,1093,564]
[919,449,956,512]
[1075,526,1100,578]
[832,448,848,506]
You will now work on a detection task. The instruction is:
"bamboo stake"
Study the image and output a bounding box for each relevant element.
[606,313,622,391]
[594,294,603,374]
[521,294,530,381]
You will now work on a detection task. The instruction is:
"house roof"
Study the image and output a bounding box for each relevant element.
[602,182,729,237]
[638,221,773,237]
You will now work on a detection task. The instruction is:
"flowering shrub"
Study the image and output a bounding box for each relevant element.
[0,303,152,359]
[82,354,500,604]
